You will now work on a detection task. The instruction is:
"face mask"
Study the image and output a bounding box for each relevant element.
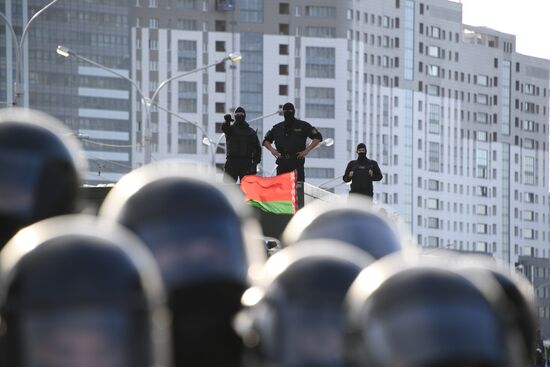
[235,114,245,125]
[283,110,294,122]
[358,152,367,159]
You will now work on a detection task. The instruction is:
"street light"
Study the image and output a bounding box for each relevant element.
[57,45,242,165]
[0,0,60,106]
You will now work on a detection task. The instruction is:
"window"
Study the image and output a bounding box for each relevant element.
[215,20,226,31]
[477,131,488,141]
[305,6,336,18]
[149,0,157,7]
[305,47,335,79]
[428,142,440,172]
[304,26,336,38]
[176,0,198,9]
[524,210,535,221]
[308,128,335,158]
[523,229,534,239]
[522,120,535,131]
[475,223,488,234]
[427,198,439,210]
[475,205,488,216]
[279,23,289,35]
[428,179,439,191]
[215,62,226,72]
[215,41,226,52]
[524,192,535,203]
[239,0,264,23]
[305,87,335,118]
[430,26,441,39]
[427,218,440,229]
[149,18,158,28]
[178,82,197,113]
[304,168,335,179]
[523,156,536,185]
[476,149,488,178]
[476,74,488,86]
[476,186,488,197]
[279,44,289,55]
[177,19,197,30]
[177,40,197,71]
[279,64,289,75]
[427,45,440,58]
[279,85,288,96]
[427,84,440,96]
[428,104,440,134]
[215,82,225,93]
[279,2,289,14]
[149,39,158,50]
[178,122,197,154]
[476,93,488,105]
[215,102,226,113]
[476,112,488,124]
[428,65,440,77]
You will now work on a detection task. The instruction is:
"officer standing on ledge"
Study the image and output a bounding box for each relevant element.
[343,143,383,198]
[222,106,262,183]
[263,102,322,182]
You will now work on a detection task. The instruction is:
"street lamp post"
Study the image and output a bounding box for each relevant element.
[56,44,241,165]
[0,0,60,106]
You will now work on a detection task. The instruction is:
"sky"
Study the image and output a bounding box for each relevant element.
[459,0,550,60]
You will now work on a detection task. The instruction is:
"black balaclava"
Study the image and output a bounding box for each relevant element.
[282,102,295,128]
[357,143,367,160]
[234,107,246,126]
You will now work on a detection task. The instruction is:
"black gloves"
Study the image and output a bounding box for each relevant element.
[224,114,234,123]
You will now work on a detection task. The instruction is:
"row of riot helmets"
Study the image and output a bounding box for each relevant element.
[0,108,538,367]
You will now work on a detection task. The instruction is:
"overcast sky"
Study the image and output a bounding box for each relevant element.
[459,0,550,60]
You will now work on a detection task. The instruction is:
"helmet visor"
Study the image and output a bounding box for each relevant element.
[20,308,135,367]
[0,150,42,219]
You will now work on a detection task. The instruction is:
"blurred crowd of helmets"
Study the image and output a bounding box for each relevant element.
[0,108,539,367]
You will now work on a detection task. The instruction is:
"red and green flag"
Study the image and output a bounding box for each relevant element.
[240,171,297,214]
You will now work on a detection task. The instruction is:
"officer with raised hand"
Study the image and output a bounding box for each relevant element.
[0,215,170,367]
[263,102,322,182]
[343,143,383,198]
[99,162,266,367]
[0,108,85,247]
[222,106,261,183]
[236,240,373,367]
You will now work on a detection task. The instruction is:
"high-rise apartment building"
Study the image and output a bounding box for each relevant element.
[0,0,132,183]
[1,0,549,269]
[131,0,549,265]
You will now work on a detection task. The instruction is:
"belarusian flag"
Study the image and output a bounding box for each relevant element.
[240,171,297,214]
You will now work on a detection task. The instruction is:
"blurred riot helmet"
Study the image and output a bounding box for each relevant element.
[345,259,512,367]
[0,215,170,367]
[0,108,85,247]
[282,197,410,260]
[237,240,373,367]
[100,161,265,367]
[452,258,537,366]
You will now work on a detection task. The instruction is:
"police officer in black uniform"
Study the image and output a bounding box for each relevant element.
[343,143,383,197]
[263,102,322,182]
[223,107,261,183]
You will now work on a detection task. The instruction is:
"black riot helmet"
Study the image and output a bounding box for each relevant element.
[451,258,537,366]
[282,197,412,260]
[345,257,513,367]
[0,108,85,247]
[0,215,170,367]
[236,240,373,367]
[100,161,266,367]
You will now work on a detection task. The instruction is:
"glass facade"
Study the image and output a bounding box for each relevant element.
[239,32,263,133]
[239,0,263,23]
[0,0,131,183]
[404,0,415,80]
[305,47,335,78]
[501,60,511,135]
[305,87,335,118]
